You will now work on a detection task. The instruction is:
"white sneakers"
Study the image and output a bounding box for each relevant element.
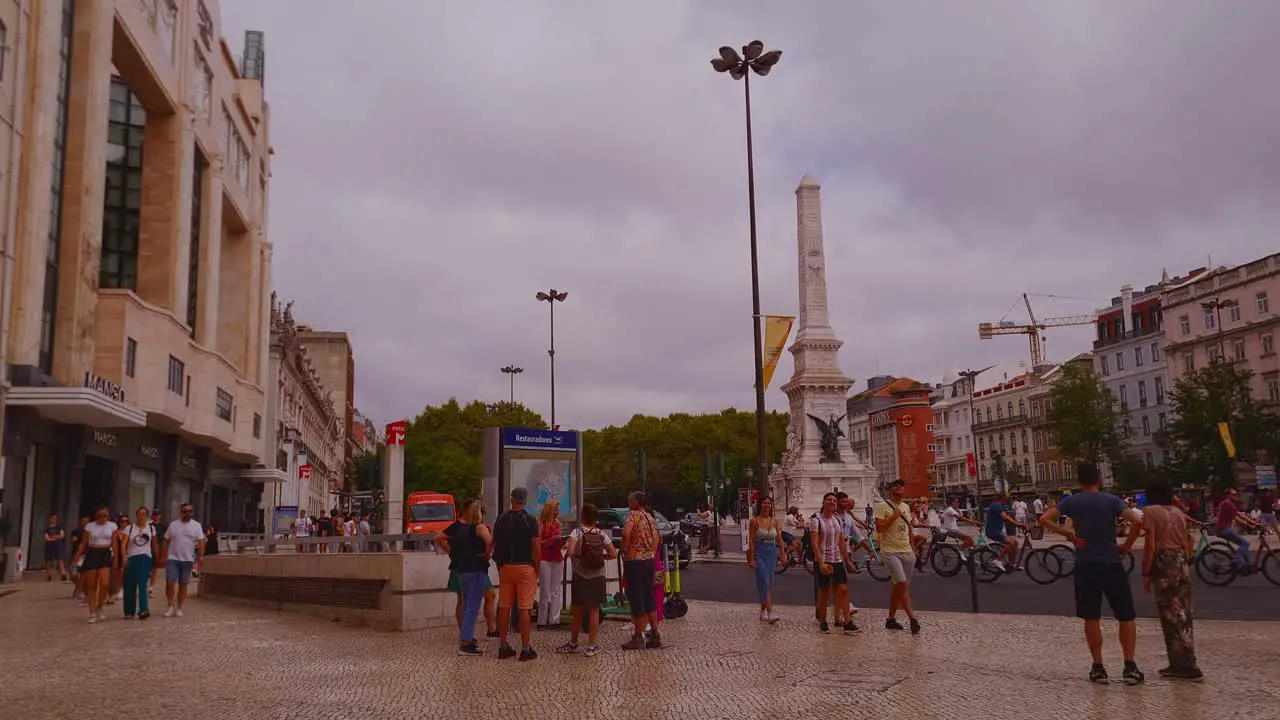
[760,610,781,623]
[175,608,184,618]
[88,614,96,624]
[163,606,184,618]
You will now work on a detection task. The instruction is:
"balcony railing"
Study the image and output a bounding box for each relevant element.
[1093,323,1162,350]
[970,413,1027,432]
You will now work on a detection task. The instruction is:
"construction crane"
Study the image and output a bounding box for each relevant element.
[978,293,1094,368]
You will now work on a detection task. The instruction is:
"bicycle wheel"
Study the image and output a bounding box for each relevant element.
[1261,551,1280,586]
[1048,544,1076,577]
[931,545,963,577]
[1023,548,1061,585]
[803,547,818,575]
[774,555,790,575]
[972,547,1002,583]
[865,555,891,582]
[1195,548,1237,587]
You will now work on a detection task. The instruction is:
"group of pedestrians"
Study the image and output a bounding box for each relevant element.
[289,507,373,551]
[45,504,206,624]
[438,488,664,660]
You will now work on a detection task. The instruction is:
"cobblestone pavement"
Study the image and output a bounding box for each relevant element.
[2,580,1276,720]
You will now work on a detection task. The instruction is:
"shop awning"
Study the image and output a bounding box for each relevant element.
[7,386,147,428]
[211,467,289,484]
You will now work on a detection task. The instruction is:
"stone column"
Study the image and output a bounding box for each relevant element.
[136,106,195,312]
[794,175,836,343]
[383,422,405,536]
[257,243,274,386]
[9,0,64,367]
[51,0,114,384]
[195,154,223,349]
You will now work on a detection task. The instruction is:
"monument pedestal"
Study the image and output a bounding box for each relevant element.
[777,465,877,517]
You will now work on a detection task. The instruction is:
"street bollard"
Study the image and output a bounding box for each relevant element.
[966,551,980,613]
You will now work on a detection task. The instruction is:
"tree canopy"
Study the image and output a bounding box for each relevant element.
[1046,362,1131,468]
[398,399,788,514]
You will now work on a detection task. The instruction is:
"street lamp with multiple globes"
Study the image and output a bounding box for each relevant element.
[711,40,782,494]
[536,289,568,428]
[500,365,524,404]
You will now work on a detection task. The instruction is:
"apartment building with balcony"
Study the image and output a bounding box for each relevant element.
[1,1,278,565]
[1093,272,1202,467]
[970,373,1032,495]
[929,369,977,495]
[1162,253,1280,408]
[847,375,935,499]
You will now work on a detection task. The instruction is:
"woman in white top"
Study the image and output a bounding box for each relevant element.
[71,506,117,623]
[122,506,159,620]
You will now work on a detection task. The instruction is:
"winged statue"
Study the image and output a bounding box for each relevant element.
[806,412,846,464]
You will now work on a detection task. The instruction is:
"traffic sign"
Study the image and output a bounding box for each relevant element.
[1258,465,1276,489]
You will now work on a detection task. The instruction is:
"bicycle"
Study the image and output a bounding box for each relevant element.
[972,527,1061,584]
[1195,527,1280,587]
[849,537,891,582]
[1188,524,1232,566]
[1046,538,1135,578]
[926,528,971,578]
[775,532,817,575]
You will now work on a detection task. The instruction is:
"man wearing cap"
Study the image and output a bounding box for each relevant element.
[492,487,541,661]
[875,479,922,634]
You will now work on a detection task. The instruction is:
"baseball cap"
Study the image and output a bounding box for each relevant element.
[886,479,905,487]
[510,487,528,503]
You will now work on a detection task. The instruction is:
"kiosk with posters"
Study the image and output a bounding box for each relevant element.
[482,427,583,524]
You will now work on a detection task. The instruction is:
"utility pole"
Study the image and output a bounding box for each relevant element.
[636,449,647,494]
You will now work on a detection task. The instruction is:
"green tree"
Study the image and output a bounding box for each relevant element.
[1046,363,1131,467]
[403,399,547,503]
[347,445,385,492]
[1159,359,1280,491]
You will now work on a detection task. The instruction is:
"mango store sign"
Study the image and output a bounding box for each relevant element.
[84,372,125,403]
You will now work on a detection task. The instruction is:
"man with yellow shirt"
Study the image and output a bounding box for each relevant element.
[875,479,921,634]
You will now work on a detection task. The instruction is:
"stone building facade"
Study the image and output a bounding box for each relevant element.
[294,326,355,485]
[0,1,278,564]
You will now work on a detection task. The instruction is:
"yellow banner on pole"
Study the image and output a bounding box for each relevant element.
[1218,422,1236,459]
[759,315,796,390]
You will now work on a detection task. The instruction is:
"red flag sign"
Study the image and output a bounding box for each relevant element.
[298,464,312,480]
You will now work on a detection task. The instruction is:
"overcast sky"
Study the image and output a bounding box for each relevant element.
[221,0,1280,431]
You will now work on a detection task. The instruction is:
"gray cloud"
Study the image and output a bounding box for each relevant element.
[222,0,1280,429]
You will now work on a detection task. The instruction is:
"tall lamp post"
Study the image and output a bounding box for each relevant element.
[711,40,782,494]
[958,367,989,503]
[500,365,523,404]
[536,289,568,427]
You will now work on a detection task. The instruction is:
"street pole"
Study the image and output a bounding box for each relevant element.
[536,290,568,427]
[711,42,782,496]
[500,365,523,404]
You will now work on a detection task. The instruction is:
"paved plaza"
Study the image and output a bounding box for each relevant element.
[2,580,1276,720]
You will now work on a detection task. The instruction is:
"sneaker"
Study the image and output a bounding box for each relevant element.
[88,615,97,624]
[497,645,517,660]
[124,615,135,620]
[766,611,780,624]
[175,608,184,618]
[885,618,905,631]
[759,610,768,622]
[819,620,831,634]
[909,618,922,635]
[486,629,500,639]
[97,611,106,621]
[842,621,860,634]
[622,633,647,651]
[645,631,663,649]
[1122,664,1145,685]
[1089,665,1109,684]
[555,642,580,654]
[849,605,860,615]
[583,645,601,657]
[139,612,150,620]
[1161,667,1203,682]
[518,646,538,662]
[457,641,483,657]
[163,606,176,618]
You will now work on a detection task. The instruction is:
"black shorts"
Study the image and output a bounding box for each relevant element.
[623,559,657,617]
[82,547,112,571]
[1073,562,1136,622]
[571,574,607,608]
[816,561,848,589]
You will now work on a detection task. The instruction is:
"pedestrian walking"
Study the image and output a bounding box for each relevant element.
[1038,462,1145,685]
[42,515,66,582]
[620,491,662,650]
[809,493,852,634]
[1141,479,1202,681]
[68,516,89,603]
[109,513,130,604]
[449,500,492,657]
[70,507,116,623]
[161,504,206,618]
[493,487,541,660]
[875,480,921,634]
[537,501,565,629]
[747,496,786,623]
[121,507,158,620]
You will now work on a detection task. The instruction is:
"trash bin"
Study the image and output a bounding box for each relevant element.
[2,546,25,582]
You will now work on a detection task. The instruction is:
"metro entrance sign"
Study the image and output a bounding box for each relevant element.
[1258,465,1276,490]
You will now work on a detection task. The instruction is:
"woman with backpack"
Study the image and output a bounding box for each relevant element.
[450,500,493,657]
[555,502,616,657]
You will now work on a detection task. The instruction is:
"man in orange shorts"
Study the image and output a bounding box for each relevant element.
[493,487,541,660]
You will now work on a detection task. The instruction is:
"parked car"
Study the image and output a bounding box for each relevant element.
[680,512,706,537]
[597,507,691,569]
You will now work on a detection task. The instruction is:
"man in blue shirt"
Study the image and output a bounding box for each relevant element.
[1039,462,1144,685]
[985,494,1026,569]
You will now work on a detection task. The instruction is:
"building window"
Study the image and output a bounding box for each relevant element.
[1263,333,1276,356]
[187,151,205,333]
[1134,346,1144,367]
[1258,291,1271,315]
[1008,431,1017,455]
[1233,338,1246,362]
[1034,432,1044,452]
[1119,385,1128,408]
[1115,352,1125,371]
[41,0,76,373]
[1138,380,1147,407]
[1182,353,1195,373]
[1266,373,1280,403]
[1229,303,1242,323]
[167,356,184,394]
[101,77,145,290]
[996,404,1003,420]
[1036,463,1046,483]
[253,412,262,439]
[215,388,233,421]
[1031,401,1041,417]
[1099,355,1109,375]
[1006,401,1013,418]
[1141,415,1151,436]
[978,437,985,460]
[1155,376,1165,405]
[998,435,1006,453]
[1050,462,1059,483]
[1207,345,1222,362]
[1178,315,1190,336]
[1021,429,1028,453]
[222,105,251,192]
[125,338,137,378]
[1203,306,1216,330]
[1018,399,1025,416]
[985,408,991,422]
[1144,451,1154,467]
[1151,341,1161,362]
[1158,412,1167,429]
[191,44,213,121]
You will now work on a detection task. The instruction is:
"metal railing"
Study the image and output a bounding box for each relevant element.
[215,532,441,555]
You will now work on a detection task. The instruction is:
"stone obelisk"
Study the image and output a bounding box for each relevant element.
[773,175,875,515]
